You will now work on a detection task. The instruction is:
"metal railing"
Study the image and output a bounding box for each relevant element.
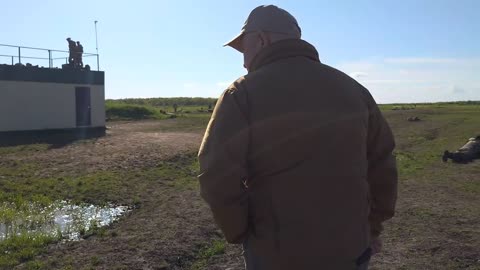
[0,43,100,71]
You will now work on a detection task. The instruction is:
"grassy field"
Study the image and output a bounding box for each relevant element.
[0,103,479,269]
[105,100,213,122]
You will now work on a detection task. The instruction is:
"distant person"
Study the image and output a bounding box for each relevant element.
[66,38,76,65]
[198,5,398,270]
[66,38,74,63]
[443,136,480,163]
[75,41,84,68]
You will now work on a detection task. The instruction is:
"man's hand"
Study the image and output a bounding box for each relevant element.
[370,236,382,255]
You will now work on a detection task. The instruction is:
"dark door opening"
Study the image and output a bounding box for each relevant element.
[75,87,91,127]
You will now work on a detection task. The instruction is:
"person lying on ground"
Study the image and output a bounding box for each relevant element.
[443,136,480,163]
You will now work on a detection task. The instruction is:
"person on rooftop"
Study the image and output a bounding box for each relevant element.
[75,41,84,68]
[66,37,76,66]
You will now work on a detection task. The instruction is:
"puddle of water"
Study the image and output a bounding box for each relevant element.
[0,201,129,241]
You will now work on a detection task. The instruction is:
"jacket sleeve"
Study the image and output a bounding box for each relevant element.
[197,84,250,244]
[365,93,398,237]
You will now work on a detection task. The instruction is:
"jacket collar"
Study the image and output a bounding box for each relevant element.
[249,39,321,72]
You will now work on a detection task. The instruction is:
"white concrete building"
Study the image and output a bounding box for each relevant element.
[0,64,105,141]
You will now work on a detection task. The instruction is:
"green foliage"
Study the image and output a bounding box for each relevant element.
[25,260,46,270]
[105,102,164,121]
[105,98,216,121]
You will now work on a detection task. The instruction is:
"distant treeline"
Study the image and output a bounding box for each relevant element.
[106,97,218,107]
[383,101,480,106]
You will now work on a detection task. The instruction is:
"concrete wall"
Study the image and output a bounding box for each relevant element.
[0,81,105,132]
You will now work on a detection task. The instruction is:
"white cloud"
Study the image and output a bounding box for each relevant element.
[337,57,480,103]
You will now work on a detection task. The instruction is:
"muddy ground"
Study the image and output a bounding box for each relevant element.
[2,106,480,270]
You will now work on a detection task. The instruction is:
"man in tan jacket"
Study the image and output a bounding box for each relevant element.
[198,5,398,270]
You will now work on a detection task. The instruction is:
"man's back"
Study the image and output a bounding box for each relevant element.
[198,38,397,269]
[247,39,396,268]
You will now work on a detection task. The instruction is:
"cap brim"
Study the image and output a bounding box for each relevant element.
[223,31,245,53]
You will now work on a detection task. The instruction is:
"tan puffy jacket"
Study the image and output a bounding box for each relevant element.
[198,39,397,269]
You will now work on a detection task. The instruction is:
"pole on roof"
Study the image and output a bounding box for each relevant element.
[94,20,100,71]
[18,47,21,64]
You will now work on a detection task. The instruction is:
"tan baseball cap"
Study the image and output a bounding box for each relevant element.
[224,5,301,52]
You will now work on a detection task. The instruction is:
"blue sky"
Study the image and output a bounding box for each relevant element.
[1,0,479,103]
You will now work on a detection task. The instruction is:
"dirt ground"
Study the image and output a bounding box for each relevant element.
[2,119,218,269]
[9,120,203,177]
[3,107,480,269]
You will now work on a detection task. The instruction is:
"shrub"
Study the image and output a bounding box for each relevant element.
[105,103,159,121]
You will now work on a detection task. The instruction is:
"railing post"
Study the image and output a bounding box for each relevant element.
[11,56,14,65]
[48,50,52,68]
[18,47,21,64]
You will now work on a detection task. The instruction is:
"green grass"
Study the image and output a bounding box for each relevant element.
[189,239,226,270]
[366,104,480,269]
[0,232,61,270]
[0,144,49,156]
[378,105,480,179]
[154,115,212,133]
[456,177,480,194]
[0,154,199,206]
[1,102,479,269]
[24,260,46,270]
[0,153,200,268]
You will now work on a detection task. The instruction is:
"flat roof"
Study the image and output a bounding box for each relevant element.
[0,64,104,85]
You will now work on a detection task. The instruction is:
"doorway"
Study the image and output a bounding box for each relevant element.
[75,87,91,127]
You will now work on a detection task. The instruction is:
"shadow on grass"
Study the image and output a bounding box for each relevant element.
[0,127,105,149]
